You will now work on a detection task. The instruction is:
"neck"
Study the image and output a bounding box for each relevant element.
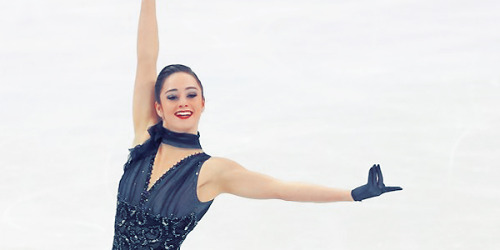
[162,121,199,135]
[158,143,202,153]
[155,122,202,149]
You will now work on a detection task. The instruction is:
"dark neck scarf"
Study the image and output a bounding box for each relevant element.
[147,121,202,149]
[126,121,203,168]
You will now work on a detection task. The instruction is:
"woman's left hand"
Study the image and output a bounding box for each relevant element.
[351,164,403,201]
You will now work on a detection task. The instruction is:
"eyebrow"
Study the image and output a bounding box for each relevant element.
[165,86,199,94]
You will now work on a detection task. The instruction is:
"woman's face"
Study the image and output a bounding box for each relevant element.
[155,72,205,134]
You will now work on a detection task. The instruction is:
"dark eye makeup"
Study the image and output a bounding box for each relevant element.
[167,95,178,100]
[166,92,198,101]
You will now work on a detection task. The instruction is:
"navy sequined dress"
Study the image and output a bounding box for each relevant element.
[113,121,213,249]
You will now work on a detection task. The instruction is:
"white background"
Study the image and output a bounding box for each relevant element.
[1,0,499,249]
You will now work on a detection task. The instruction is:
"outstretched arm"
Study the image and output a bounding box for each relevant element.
[201,158,354,202]
[132,0,160,146]
[200,158,402,203]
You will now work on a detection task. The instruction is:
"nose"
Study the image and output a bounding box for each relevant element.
[177,95,188,108]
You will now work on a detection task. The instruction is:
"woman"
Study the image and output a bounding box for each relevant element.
[112,1,402,249]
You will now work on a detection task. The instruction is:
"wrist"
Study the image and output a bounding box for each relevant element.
[348,190,355,201]
[351,185,367,202]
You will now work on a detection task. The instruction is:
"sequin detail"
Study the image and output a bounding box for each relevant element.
[113,200,198,250]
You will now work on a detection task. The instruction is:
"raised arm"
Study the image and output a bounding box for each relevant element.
[132,0,160,146]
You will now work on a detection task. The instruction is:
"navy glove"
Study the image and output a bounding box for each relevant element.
[351,164,402,201]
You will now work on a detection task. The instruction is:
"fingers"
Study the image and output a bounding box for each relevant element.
[368,164,377,184]
[374,164,402,194]
[384,186,403,192]
[376,164,384,186]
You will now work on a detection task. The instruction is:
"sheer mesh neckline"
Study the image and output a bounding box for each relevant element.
[144,151,207,193]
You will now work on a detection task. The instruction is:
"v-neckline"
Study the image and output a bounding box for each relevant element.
[144,150,205,193]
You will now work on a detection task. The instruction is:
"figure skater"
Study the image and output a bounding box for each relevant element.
[112,1,402,249]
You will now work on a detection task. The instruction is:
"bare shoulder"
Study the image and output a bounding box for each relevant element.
[203,156,243,172]
[197,156,245,201]
[198,156,244,182]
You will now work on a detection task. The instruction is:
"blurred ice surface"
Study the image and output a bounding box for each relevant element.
[1,0,499,249]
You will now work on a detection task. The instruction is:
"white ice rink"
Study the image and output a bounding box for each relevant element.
[1,0,499,249]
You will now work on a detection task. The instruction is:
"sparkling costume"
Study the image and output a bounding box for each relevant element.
[113,121,213,249]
